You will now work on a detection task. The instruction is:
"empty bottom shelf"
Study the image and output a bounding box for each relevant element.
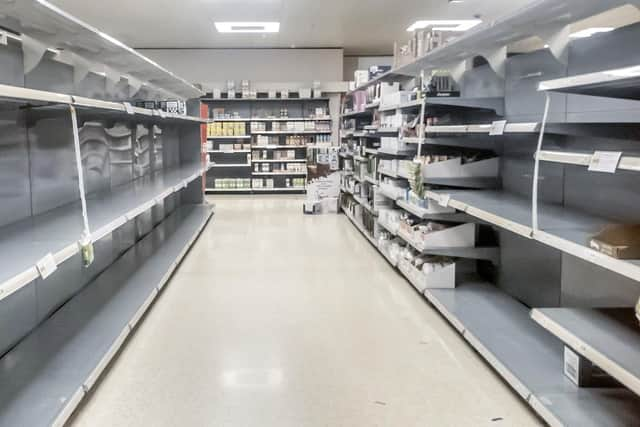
[0,203,214,427]
[531,308,640,397]
[424,283,640,427]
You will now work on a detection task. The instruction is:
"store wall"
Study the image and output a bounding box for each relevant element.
[139,48,344,86]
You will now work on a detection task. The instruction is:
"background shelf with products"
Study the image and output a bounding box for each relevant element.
[203,94,331,193]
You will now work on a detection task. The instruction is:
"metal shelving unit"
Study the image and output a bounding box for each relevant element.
[0,204,214,427]
[203,95,331,194]
[0,2,213,426]
[338,1,640,424]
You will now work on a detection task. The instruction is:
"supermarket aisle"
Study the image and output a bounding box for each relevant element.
[71,196,541,427]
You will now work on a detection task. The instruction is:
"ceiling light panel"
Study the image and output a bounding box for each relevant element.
[215,22,280,33]
[407,20,482,32]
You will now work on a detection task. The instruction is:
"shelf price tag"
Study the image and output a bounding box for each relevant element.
[122,102,135,115]
[36,253,58,280]
[588,151,622,173]
[489,120,507,136]
[439,194,451,208]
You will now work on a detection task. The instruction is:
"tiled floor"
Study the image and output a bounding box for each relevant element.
[70,196,541,427]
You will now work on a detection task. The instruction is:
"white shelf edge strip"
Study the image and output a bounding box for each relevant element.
[538,150,640,172]
[0,166,206,304]
[538,65,640,92]
[0,84,206,123]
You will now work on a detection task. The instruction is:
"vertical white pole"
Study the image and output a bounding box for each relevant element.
[532,93,551,232]
[70,105,91,236]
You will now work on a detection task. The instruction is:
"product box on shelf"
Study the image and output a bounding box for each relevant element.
[354,70,369,88]
[300,88,312,99]
[589,225,640,259]
[381,137,411,153]
[369,65,392,79]
[398,258,456,291]
[380,91,412,109]
[563,346,618,388]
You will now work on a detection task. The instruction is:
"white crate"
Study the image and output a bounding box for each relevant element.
[398,258,456,292]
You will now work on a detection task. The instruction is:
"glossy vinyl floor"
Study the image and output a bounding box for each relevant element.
[70,196,542,427]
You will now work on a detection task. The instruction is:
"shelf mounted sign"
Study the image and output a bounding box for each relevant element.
[489,120,507,136]
[36,253,58,280]
[123,102,135,115]
[588,151,622,173]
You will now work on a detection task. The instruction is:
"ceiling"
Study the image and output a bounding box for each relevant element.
[49,0,533,55]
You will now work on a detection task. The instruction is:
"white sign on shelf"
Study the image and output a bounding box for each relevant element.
[122,102,135,115]
[439,194,451,208]
[36,253,58,280]
[489,120,507,136]
[588,151,622,174]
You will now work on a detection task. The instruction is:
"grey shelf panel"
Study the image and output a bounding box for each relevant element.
[424,282,640,427]
[423,177,500,189]
[340,110,373,119]
[86,163,205,240]
[0,3,203,99]
[0,163,205,303]
[425,97,505,116]
[531,308,640,396]
[539,66,640,100]
[427,190,534,237]
[0,204,213,427]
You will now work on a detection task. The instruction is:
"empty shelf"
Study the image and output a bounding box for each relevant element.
[0,163,205,304]
[539,65,640,100]
[423,282,640,427]
[426,189,640,283]
[531,307,640,396]
[86,163,206,242]
[0,204,213,427]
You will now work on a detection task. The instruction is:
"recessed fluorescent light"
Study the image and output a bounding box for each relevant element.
[407,19,481,32]
[569,27,614,39]
[215,22,280,33]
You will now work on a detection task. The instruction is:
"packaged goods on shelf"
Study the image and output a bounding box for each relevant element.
[589,225,640,259]
[380,113,409,130]
[265,179,275,188]
[252,178,263,189]
[219,143,234,151]
[380,91,412,109]
[250,122,267,132]
[300,88,312,98]
[563,346,618,388]
[207,121,246,137]
[354,70,369,88]
[378,209,404,235]
[369,65,392,79]
[215,178,251,189]
[381,137,412,153]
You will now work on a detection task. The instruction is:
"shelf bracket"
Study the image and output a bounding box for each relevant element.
[21,34,48,75]
[539,24,570,65]
[477,45,507,79]
[447,60,469,84]
[0,31,7,46]
[127,76,142,98]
